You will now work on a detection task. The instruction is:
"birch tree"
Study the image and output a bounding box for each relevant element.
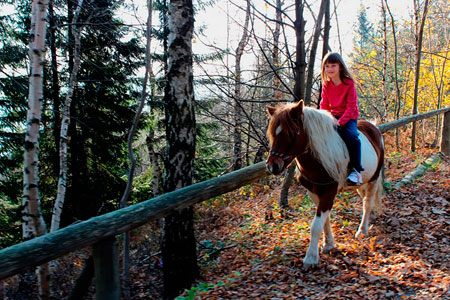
[51,0,85,233]
[161,0,198,297]
[232,0,251,171]
[22,0,50,298]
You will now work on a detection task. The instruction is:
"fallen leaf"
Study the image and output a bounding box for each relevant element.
[431,208,446,215]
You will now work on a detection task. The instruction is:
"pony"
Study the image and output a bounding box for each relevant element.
[266,100,384,269]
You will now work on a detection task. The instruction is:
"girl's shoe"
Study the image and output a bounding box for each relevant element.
[347,170,362,185]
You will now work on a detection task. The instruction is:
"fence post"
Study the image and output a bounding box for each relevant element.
[93,237,120,300]
[441,111,450,156]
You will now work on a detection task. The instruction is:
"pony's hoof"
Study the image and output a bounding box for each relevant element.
[322,244,335,254]
[303,261,319,271]
[355,230,367,239]
[303,256,319,270]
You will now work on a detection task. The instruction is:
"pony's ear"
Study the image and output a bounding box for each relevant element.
[267,105,276,116]
[290,100,304,119]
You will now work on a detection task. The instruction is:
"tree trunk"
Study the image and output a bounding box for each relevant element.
[48,0,61,169]
[233,0,251,171]
[304,0,326,105]
[384,0,402,151]
[93,238,120,300]
[318,0,330,107]
[293,0,306,103]
[442,111,450,156]
[146,131,163,197]
[332,0,343,54]
[321,0,330,58]
[381,0,388,122]
[162,0,198,298]
[272,0,282,101]
[432,35,450,146]
[280,0,306,208]
[23,0,50,298]
[119,2,153,298]
[67,257,94,300]
[411,0,429,152]
[51,0,85,233]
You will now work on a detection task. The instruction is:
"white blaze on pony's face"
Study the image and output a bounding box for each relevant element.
[275,124,283,136]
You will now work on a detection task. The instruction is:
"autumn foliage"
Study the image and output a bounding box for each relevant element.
[178,135,449,299]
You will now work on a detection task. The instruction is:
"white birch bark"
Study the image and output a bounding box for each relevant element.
[23,0,50,298]
[51,0,85,233]
[232,0,250,171]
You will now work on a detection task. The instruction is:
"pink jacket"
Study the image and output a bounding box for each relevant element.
[320,78,359,126]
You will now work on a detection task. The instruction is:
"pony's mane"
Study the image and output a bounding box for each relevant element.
[268,103,349,187]
[302,107,349,187]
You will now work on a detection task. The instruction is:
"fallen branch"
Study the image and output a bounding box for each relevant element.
[393,152,443,189]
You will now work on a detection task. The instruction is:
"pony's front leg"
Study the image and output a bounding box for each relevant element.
[304,209,331,268]
[303,187,337,269]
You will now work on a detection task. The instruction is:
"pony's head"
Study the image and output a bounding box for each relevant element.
[266,100,308,175]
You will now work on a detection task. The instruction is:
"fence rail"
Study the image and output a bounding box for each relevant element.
[0,162,268,279]
[0,106,449,291]
[377,106,450,133]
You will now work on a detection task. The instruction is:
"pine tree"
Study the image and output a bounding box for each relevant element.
[62,0,145,223]
[0,0,145,246]
[354,4,374,51]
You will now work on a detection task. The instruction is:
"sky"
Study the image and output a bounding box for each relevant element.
[192,0,413,59]
[121,0,414,77]
[0,0,414,58]
[0,0,414,80]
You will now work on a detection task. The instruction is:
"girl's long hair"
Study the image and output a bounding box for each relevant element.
[321,52,354,85]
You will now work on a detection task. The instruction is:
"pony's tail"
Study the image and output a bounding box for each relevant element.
[373,172,384,216]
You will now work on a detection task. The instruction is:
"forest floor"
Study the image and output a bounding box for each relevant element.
[2,138,450,300]
[172,147,450,300]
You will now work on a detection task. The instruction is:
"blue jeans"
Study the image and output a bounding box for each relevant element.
[336,118,364,172]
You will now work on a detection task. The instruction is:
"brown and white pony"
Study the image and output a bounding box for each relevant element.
[266,100,384,269]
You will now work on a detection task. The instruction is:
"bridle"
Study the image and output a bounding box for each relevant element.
[269,127,301,164]
[269,150,295,161]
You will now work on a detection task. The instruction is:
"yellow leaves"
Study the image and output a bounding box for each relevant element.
[367,50,377,58]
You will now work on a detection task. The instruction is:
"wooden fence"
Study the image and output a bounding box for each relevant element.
[0,106,449,299]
